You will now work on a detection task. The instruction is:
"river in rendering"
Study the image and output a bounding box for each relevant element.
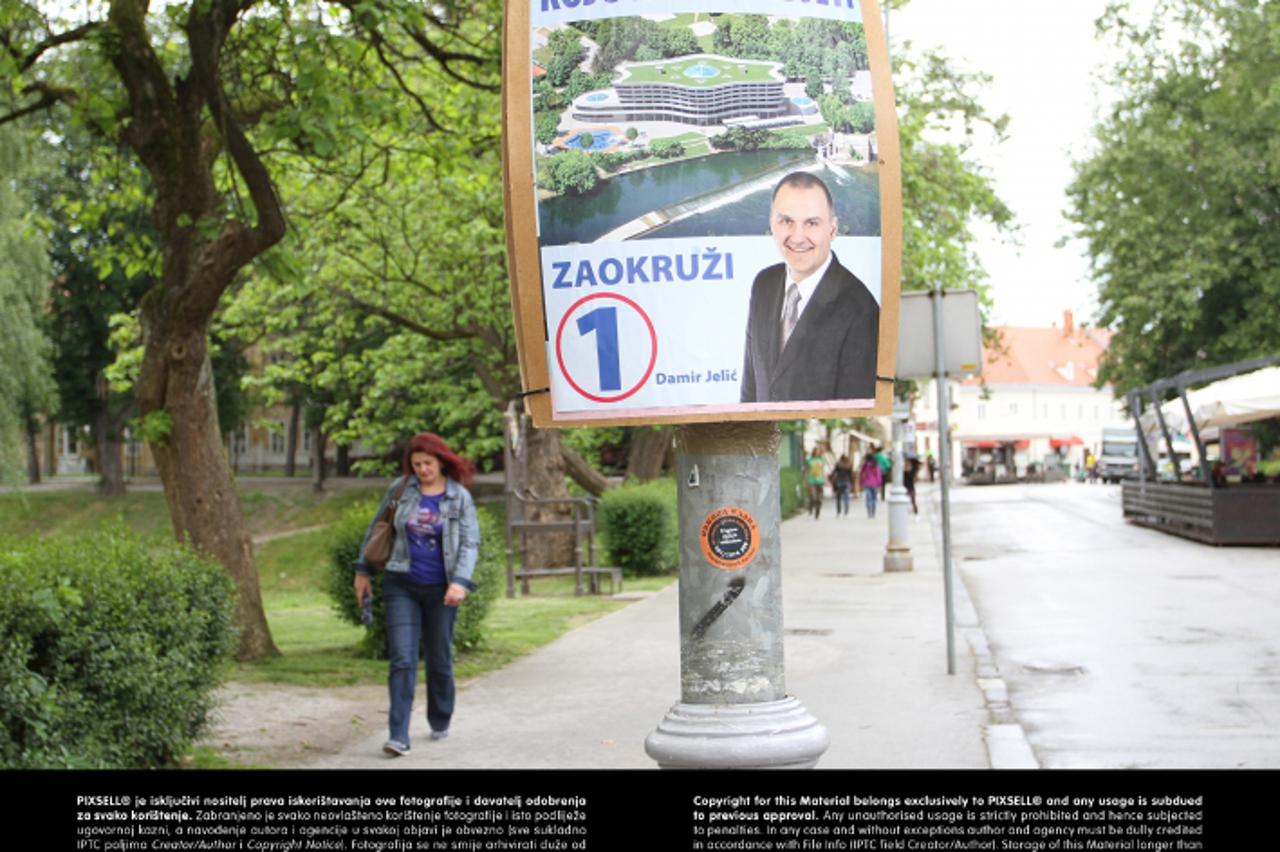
[537,150,880,245]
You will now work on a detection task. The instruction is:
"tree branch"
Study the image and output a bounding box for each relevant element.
[11,21,102,72]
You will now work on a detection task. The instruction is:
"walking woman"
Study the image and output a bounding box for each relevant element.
[832,454,855,516]
[353,432,481,756]
[859,452,883,518]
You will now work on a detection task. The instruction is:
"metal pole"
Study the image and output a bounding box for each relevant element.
[1129,391,1155,483]
[1179,384,1211,486]
[884,398,913,572]
[645,423,829,769]
[1151,389,1178,481]
[931,289,957,676]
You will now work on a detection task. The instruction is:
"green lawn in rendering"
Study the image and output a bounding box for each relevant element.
[621,55,780,87]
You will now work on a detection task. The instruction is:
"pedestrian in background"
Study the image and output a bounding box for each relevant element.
[904,454,920,515]
[805,445,827,519]
[859,453,883,518]
[832,454,855,516]
[874,445,891,500]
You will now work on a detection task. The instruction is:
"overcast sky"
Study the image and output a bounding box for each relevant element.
[890,0,1158,329]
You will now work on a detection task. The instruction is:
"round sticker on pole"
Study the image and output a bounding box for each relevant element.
[700,507,760,571]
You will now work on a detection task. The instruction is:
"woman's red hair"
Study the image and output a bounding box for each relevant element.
[402,432,474,487]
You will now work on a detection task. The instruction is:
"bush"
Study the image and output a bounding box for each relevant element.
[326,501,503,657]
[780,466,806,520]
[599,479,678,576]
[0,529,236,768]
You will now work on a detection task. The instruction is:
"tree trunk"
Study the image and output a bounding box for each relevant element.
[523,427,576,568]
[625,426,673,482]
[311,424,326,493]
[24,410,40,485]
[138,328,278,661]
[336,443,351,477]
[284,399,300,477]
[95,411,127,497]
[94,374,127,496]
[45,420,57,478]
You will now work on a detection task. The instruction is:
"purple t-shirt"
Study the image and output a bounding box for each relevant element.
[406,492,445,585]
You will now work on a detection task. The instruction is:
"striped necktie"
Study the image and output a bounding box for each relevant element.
[780,282,801,354]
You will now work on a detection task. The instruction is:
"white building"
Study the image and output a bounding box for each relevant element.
[913,311,1127,479]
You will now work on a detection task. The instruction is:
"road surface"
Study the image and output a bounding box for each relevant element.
[950,480,1280,768]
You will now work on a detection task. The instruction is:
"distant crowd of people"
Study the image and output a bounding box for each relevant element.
[804,443,934,520]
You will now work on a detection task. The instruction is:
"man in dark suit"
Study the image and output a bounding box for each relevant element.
[739,171,879,403]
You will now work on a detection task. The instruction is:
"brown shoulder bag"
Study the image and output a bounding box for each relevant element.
[364,476,410,572]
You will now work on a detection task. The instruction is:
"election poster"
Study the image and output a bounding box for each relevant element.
[504,0,901,426]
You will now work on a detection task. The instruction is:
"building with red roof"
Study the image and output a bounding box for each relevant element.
[914,310,1127,479]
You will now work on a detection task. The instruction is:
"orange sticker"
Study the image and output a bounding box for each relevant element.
[700,507,760,571]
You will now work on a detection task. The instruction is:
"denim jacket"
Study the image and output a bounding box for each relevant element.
[353,475,480,590]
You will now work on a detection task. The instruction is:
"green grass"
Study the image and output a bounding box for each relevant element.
[653,131,708,146]
[0,481,385,541]
[0,489,174,539]
[238,534,675,688]
[621,55,780,86]
[6,485,676,690]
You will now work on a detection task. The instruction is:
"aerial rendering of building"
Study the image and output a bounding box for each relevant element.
[570,54,790,127]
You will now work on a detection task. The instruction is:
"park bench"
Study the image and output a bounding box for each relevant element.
[502,402,622,597]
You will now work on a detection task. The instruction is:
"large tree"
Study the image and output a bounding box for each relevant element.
[1,0,501,659]
[0,125,55,484]
[894,50,1015,300]
[1066,0,1280,393]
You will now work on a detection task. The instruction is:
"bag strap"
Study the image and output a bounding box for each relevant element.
[382,475,411,521]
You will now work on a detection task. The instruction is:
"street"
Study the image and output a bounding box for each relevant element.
[949,480,1280,768]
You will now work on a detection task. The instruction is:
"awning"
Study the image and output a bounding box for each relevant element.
[1192,367,1280,429]
[1050,436,1083,448]
[962,439,1031,449]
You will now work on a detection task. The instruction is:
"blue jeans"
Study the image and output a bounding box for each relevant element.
[865,487,878,517]
[384,576,457,744]
[835,485,851,515]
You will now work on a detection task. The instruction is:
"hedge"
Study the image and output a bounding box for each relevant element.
[0,530,236,768]
[598,479,678,576]
[780,466,806,520]
[325,500,503,657]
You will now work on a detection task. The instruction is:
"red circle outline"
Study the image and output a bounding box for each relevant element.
[554,292,658,404]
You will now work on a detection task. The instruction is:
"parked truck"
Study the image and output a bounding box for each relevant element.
[1099,424,1141,483]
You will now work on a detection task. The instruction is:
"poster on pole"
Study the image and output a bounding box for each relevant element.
[504,0,901,427]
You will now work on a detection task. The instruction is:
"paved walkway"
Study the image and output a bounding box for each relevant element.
[313,484,1002,770]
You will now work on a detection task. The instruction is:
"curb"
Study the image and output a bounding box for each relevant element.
[925,487,1040,770]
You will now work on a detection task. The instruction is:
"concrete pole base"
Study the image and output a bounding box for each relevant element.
[644,696,830,769]
[883,546,914,573]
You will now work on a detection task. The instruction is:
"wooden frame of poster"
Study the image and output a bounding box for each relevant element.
[503,0,901,427]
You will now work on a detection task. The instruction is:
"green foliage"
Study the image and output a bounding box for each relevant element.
[324,501,503,657]
[599,479,678,576]
[779,466,806,520]
[1065,0,1280,393]
[650,138,686,159]
[710,125,772,152]
[0,126,55,483]
[534,111,562,145]
[135,410,173,447]
[894,50,1015,309]
[538,149,600,194]
[591,147,648,173]
[0,529,236,768]
[819,94,875,134]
